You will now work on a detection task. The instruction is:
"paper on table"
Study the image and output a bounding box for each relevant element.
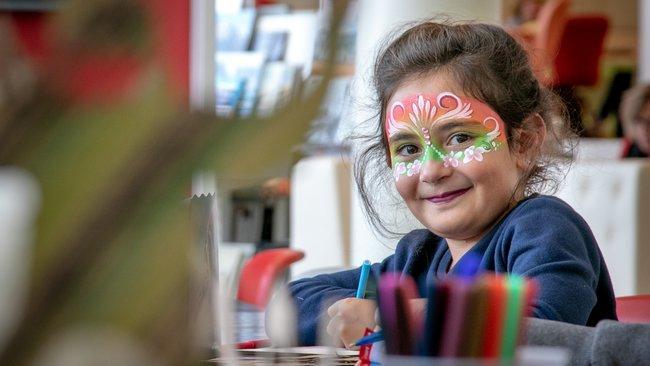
[209,347,359,366]
[239,346,358,356]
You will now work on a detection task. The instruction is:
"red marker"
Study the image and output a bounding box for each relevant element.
[235,339,272,349]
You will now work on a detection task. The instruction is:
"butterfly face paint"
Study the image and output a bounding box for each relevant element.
[385,92,506,181]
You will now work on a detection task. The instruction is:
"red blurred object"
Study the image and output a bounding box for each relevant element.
[552,15,609,87]
[256,0,277,6]
[237,248,305,309]
[8,11,51,63]
[141,0,189,103]
[523,0,571,86]
[616,295,650,323]
[235,338,272,349]
[3,0,189,105]
[534,0,571,65]
[64,54,143,103]
[358,328,373,365]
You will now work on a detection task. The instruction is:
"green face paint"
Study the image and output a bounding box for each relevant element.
[423,144,445,163]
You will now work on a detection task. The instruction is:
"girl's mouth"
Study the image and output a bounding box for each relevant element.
[425,187,471,204]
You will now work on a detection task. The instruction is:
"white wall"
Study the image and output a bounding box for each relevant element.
[641,0,650,82]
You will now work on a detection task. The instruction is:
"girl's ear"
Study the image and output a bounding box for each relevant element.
[513,113,546,170]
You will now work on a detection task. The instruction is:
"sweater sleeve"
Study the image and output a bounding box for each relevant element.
[286,267,362,346]
[282,230,435,345]
[286,257,399,346]
[505,198,602,325]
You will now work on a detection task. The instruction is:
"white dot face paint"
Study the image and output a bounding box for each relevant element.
[385,92,506,182]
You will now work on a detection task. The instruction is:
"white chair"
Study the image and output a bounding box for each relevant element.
[290,155,352,278]
[218,242,255,298]
[555,158,650,296]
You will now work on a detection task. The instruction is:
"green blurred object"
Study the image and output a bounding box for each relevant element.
[0,0,348,364]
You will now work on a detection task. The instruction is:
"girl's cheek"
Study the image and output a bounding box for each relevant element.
[392,158,424,182]
[394,175,415,198]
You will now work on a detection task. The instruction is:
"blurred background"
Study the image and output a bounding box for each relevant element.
[0,0,649,364]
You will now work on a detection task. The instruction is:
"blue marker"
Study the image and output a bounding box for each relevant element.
[356,260,371,299]
[455,251,482,279]
[354,330,384,346]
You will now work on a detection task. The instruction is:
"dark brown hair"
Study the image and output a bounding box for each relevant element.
[354,20,574,236]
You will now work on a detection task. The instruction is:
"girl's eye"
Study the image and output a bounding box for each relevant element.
[448,133,473,146]
[396,144,420,156]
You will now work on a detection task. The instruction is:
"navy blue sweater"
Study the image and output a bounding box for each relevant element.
[287,195,617,346]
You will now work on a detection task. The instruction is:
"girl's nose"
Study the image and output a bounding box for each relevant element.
[419,158,452,183]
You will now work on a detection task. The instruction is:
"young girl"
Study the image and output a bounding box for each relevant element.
[286,20,617,347]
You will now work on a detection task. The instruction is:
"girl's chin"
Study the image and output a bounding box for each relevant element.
[424,216,484,239]
[425,224,472,239]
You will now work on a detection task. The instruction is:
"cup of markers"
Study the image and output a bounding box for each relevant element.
[354,269,539,365]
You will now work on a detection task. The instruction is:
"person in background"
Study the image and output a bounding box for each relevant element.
[505,0,546,28]
[619,84,650,158]
[504,0,546,47]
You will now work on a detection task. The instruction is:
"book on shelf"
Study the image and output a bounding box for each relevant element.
[302,76,352,154]
[313,0,358,65]
[215,51,265,117]
[256,62,303,116]
[216,8,257,52]
[255,11,319,78]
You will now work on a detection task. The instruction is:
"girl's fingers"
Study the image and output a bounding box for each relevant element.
[339,324,365,349]
[327,302,339,317]
[338,299,364,321]
[327,314,364,348]
[325,316,345,347]
[325,298,378,347]
[346,342,360,350]
[328,298,360,321]
[326,314,344,337]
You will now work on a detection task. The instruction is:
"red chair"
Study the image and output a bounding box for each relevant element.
[516,0,571,85]
[550,15,609,133]
[236,248,304,309]
[616,295,650,323]
[535,0,571,73]
[551,15,609,88]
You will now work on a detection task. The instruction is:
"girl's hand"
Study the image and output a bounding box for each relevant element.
[326,298,377,348]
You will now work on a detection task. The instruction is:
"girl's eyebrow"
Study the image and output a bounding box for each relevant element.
[430,119,484,133]
[388,131,418,143]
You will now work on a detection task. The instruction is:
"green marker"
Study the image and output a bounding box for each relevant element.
[500,275,525,359]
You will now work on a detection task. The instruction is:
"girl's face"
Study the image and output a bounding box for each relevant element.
[386,74,523,243]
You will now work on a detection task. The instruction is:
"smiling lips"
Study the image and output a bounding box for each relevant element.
[425,187,472,204]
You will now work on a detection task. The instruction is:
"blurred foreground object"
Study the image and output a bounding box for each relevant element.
[0,0,347,364]
[0,169,39,353]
